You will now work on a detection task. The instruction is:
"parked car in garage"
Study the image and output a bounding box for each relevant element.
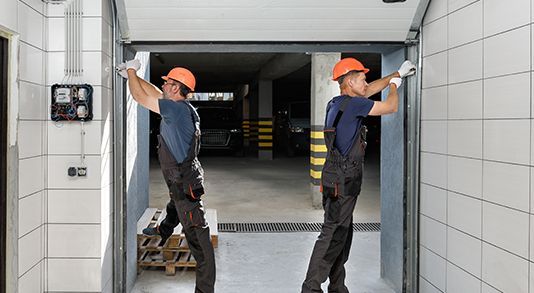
[196,106,243,153]
[274,101,310,156]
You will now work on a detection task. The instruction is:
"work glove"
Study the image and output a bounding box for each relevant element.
[389,77,402,89]
[397,60,416,78]
[125,59,141,71]
[115,62,128,79]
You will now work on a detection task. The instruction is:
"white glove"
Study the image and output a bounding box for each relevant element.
[397,60,416,78]
[390,77,402,88]
[115,62,128,79]
[125,59,141,71]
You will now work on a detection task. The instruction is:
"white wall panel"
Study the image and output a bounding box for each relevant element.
[421,86,447,120]
[21,0,43,14]
[420,184,447,223]
[448,191,482,237]
[482,282,501,293]
[0,0,18,31]
[47,259,101,292]
[19,81,44,120]
[484,119,530,165]
[47,52,104,86]
[18,156,44,198]
[18,121,43,159]
[18,1,44,49]
[482,202,529,258]
[423,52,448,88]
[448,80,482,119]
[48,189,101,223]
[484,72,530,119]
[448,156,482,198]
[448,1,482,48]
[423,0,448,25]
[447,120,482,158]
[18,227,42,276]
[483,161,529,212]
[18,262,42,293]
[420,277,442,293]
[420,215,447,257]
[47,121,101,155]
[420,153,447,188]
[47,155,101,189]
[447,227,481,277]
[482,243,528,293]
[423,17,447,57]
[18,191,43,237]
[420,247,447,292]
[47,0,102,17]
[484,26,530,78]
[421,121,447,154]
[446,262,481,293]
[448,41,483,84]
[484,0,530,37]
[448,0,478,13]
[48,224,100,257]
[19,42,43,85]
[421,0,533,292]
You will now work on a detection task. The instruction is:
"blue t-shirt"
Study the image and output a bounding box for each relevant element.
[158,99,196,163]
[325,95,374,156]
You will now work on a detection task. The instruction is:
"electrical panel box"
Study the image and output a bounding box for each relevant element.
[51,84,93,121]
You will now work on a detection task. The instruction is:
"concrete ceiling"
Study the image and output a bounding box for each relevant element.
[150,53,279,91]
[149,52,380,92]
[124,0,422,42]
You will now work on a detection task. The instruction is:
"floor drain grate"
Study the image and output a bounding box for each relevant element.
[218,222,380,233]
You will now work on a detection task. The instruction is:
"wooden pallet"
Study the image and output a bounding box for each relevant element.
[138,248,197,276]
[137,207,218,275]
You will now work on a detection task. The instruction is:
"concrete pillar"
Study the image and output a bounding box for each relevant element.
[258,80,273,160]
[309,53,341,207]
[239,85,250,149]
[248,83,259,156]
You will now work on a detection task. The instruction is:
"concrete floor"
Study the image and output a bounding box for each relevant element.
[133,152,393,293]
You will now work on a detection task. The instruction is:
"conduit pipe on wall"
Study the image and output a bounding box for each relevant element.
[62,0,83,84]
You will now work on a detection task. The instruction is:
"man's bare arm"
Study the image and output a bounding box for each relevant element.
[364,72,400,98]
[127,69,161,113]
[138,78,163,98]
[368,83,399,116]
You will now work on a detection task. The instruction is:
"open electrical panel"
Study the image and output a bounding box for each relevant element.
[50,84,93,121]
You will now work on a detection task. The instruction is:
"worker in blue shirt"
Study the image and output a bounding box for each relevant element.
[302,57,416,293]
[118,60,215,293]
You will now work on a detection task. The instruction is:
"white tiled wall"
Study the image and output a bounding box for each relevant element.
[420,0,533,292]
[44,0,114,291]
[1,0,114,291]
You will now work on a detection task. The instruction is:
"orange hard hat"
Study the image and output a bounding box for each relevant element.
[332,58,370,81]
[162,67,196,91]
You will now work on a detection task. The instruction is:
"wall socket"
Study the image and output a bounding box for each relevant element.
[68,166,87,177]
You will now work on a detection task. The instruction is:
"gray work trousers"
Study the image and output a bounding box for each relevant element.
[302,192,358,293]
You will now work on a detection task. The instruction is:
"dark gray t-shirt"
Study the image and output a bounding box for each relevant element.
[158,99,195,163]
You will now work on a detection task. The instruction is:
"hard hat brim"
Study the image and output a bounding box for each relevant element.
[332,68,370,81]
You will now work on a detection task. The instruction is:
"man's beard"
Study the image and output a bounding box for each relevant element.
[162,91,170,99]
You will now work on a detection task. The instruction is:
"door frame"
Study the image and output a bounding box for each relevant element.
[116,41,419,291]
[0,34,8,293]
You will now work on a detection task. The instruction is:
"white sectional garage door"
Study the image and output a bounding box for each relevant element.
[124,0,421,42]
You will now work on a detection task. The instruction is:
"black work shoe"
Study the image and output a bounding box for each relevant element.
[142,226,170,246]
[142,226,160,236]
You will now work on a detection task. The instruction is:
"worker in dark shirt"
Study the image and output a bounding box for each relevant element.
[118,60,215,293]
[302,57,416,293]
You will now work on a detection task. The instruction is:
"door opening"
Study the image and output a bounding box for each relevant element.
[0,35,9,293]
